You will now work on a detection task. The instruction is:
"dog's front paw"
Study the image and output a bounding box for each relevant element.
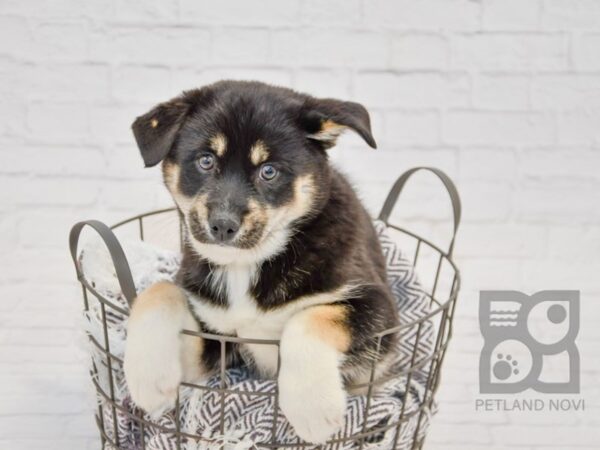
[123,284,189,417]
[124,349,182,417]
[278,364,346,444]
[124,324,183,417]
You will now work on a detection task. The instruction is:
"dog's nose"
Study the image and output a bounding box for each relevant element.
[208,214,240,243]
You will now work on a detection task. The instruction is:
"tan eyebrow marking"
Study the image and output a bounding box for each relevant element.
[250,140,269,166]
[209,133,227,157]
[150,118,159,128]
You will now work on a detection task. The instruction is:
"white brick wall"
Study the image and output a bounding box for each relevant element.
[1,1,599,448]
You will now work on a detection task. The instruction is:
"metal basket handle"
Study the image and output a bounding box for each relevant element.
[69,220,137,307]
[377,167,461,257]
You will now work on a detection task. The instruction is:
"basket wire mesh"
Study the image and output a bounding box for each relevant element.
[69,167,461,450]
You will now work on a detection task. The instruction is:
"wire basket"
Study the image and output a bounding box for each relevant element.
[69,167,461,450]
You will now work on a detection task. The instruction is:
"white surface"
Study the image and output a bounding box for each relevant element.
[0,0,599,448]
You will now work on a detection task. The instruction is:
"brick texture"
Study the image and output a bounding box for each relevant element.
[1,0,599,448]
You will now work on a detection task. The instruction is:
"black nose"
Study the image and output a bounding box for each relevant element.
[208,214,240,243]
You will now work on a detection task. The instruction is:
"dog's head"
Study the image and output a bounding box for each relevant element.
[132,81,376,265]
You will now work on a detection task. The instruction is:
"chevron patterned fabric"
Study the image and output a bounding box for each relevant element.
[80,220,436,450]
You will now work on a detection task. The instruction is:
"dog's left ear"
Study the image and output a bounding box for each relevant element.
[299,98,377,149]
[131,99,190,167]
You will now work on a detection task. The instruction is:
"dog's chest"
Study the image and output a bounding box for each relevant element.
[209,265,286,374]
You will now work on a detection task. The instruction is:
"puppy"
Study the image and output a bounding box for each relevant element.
[124,81,398,444]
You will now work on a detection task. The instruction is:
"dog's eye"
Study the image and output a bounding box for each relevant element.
[196,153,215,171]
[259,164,278,181]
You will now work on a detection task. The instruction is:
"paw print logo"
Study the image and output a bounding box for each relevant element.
[494,354,519,380]
[485,339,531,386]
[480,291,579,394]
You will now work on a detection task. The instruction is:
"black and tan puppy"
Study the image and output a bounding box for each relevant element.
[124,81,398,443]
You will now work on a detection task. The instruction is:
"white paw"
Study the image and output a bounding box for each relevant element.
[124,308,183,417]
[278,364,346,444]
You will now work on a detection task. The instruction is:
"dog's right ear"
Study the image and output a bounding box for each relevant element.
[299,97,377,150]
[131,99,190,167]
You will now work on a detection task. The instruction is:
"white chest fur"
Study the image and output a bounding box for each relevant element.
[213,265,261,332]
[188,264,353,376]
[191,264,285,375]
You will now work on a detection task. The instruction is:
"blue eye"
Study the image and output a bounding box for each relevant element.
[197,153,215,171]
[260,164,277,181]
